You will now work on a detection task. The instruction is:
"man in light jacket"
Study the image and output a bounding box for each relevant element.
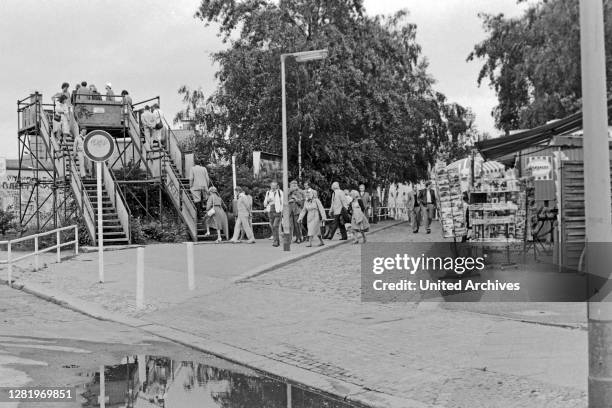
[230,187,255,243]
[141,105,158,148]
[189,161,210,210]
[324,181,348,240]
[263,181,283,247]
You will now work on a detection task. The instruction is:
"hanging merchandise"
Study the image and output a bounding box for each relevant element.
[468,171,532,243]
[434,160,467,239]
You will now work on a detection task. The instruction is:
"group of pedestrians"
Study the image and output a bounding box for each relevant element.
[187,161,374,246]
[188,161,230,243]
[52,81,133,140]
[395,181,438,234]
[258,179,371,246]
[71,81,116,103]
[51,82,135,180]
[140,104,167,148]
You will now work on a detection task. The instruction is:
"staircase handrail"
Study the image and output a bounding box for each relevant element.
[37,102,67,179]
[62,151,97,245]
[162,159,198,240]
[39,106,61,154]
[127,106,163,178]
[37,98,96,245]
[131,96,160,112]
[126,96,199,240]
[101,162,132,244]
[123,104,153,176]
[162,117,184,177]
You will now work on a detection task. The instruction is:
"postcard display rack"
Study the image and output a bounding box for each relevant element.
[469,175,530,242]
[434,161,467,239]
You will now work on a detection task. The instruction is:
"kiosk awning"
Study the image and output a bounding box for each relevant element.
[476,112,582,160]
[476,99,612,160]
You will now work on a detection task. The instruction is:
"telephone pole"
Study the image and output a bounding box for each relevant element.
[579,1,612,406]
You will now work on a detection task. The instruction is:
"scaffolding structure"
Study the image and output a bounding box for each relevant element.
[14,91,199,243]
[16,92,72,232]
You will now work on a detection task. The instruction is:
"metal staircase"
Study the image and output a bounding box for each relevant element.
[17,92,209,244]
[36,97,131,246]
[124,106,211,241]
[82,179,130,245]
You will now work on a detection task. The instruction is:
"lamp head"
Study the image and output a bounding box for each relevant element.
[291,49,328,63]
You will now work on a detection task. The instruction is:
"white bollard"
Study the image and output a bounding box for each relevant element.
[136,247,144,309]
[99,365,106,408]
[7,243,12,288]
[34,236,39,272]
[74,226,79,255]
[287,383,292,408]
[186,242,195,291]
[56,230,61,263]
[97,161,104,283]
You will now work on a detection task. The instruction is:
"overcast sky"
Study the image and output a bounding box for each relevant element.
[0,0,527,159]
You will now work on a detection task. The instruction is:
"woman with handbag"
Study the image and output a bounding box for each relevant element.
[151,103,166,148]
[298,189,326,247]
[206,187,229,243]
[349,190,370,244]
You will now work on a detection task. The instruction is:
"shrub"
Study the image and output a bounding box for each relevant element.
[131,215,188,244]
[0,207,15,236]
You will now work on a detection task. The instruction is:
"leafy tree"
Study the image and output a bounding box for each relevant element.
[469,0,612,133]
[183,0,471,191]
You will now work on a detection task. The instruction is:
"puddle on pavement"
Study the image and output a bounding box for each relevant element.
[70,355,358,407]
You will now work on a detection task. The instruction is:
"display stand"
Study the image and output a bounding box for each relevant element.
[468,175,531,268]
[433,161,467,240]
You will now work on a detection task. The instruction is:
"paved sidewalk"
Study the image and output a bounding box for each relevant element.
[0,221,588,407]
[0,220,402,315]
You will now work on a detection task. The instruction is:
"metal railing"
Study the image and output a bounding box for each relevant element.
[163,117,184,177]
[38,106,97,245]
[127,98,200,240]
[163,159,198,239]
[123,104,153,176]
[101,162,132,244]
[250,208,333,228]
[69,158,97,244]
[0,225,78,287]
[131,96,160,111]
[249,206,392,229]
[38,103,66,178]
[377,206,391,221]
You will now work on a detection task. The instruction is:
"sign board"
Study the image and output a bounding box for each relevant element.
[253,151,282,180]
[526,156,553,180]
[84,130,115,162]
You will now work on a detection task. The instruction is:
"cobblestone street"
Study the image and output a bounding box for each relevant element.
[141,223,588,407]
[0,222,589,407]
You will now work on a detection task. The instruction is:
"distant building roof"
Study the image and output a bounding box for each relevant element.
[5,156,53,171]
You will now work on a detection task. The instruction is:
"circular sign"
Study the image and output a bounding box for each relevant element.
[83,130,115,162]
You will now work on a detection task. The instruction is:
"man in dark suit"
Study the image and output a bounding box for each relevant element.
[407,184,419,233]
[418,181,437,234]
[358,184,371,221]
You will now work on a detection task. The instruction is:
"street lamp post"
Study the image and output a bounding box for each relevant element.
[579,1,612,406]
[280,49,328,251]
